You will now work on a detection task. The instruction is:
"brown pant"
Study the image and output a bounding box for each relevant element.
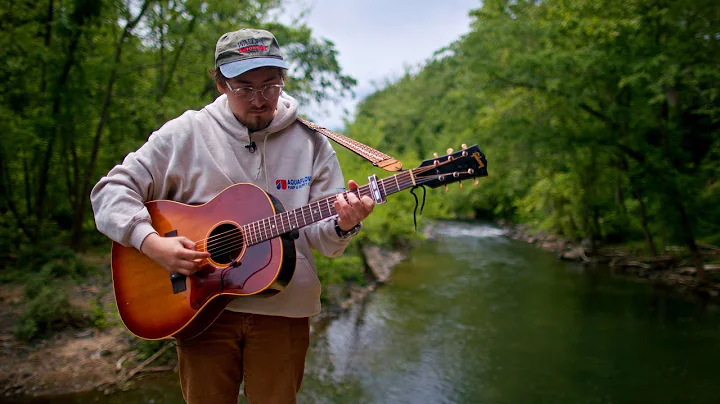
[175,311,310,404]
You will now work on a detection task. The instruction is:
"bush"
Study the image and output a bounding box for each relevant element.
[313,250,366,306]
[13,286,90,341]
[1,245,97,283]
[11,259,100,341]
[314,251,365,287]
[90,297,108,330]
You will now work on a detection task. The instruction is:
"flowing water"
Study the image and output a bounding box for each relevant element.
[12,222,720,403]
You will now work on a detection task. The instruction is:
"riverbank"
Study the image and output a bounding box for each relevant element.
[503,223,720,298]
[0,245,408,400]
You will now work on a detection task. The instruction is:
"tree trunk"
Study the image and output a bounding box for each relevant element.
[0,155,30,239]
[70,0,153,248]
[41,0,54,93]
[634,189,656,257]
[672,198,709,285]
[64,139,80,207]
[620,156,657,256]
[23,157,32,214]
[158,14,197,101]
[35,11,87,237]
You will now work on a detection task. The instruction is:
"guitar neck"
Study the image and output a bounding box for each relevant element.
[242,170,417,246]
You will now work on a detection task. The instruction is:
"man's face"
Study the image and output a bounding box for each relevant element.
[218,67,284,131]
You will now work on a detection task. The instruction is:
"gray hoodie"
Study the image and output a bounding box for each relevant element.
[91,93,352,317]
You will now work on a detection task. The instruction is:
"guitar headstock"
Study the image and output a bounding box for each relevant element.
[413,144,488,189]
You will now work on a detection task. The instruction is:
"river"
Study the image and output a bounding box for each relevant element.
[12,222,720,403]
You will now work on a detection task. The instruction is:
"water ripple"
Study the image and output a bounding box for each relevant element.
[428,221,508,239]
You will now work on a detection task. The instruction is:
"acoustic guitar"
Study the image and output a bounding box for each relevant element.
[111,145,488,340]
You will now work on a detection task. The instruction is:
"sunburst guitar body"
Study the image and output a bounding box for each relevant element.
[111,183,295,340]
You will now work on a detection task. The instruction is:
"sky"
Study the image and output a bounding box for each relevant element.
[279,0,482,130]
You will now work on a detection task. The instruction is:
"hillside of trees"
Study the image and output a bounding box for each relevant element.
[342,0,720,282]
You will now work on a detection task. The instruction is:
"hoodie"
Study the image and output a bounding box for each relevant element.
[91,93,353,317]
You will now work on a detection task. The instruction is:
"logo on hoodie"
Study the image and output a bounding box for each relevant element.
[276,176,311,190]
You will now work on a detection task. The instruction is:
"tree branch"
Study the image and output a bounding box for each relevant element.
[71,0,153,247]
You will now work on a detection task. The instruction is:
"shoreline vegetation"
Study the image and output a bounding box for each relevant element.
[0,245,408,399]
[503,222,720,299]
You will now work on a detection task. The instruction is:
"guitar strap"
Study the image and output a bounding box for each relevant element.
[297,117,402,172]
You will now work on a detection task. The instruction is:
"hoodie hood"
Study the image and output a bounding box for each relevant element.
[204,92,299,142]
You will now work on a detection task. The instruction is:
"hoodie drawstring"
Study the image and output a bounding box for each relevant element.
[263,138,270,192]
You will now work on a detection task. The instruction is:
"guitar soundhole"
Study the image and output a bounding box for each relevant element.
[207,223,243,265]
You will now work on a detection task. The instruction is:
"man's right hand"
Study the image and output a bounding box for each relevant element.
[140,233,211,276]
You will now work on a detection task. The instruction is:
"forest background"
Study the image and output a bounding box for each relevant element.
[0,0,718,345]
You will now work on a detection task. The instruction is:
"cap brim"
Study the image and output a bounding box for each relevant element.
[219,58,288,78]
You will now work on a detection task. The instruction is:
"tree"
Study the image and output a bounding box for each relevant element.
[0,0,357,259]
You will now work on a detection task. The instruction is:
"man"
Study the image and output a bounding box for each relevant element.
[91,28,374,403]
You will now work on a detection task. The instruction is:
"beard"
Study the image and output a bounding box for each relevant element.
[244,117,272,131]
[237,106,275,132]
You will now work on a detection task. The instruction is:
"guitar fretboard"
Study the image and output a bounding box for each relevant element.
[241,169,417,246]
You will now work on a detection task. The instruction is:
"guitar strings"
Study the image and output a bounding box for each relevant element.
[200,174,403,252]
[197,169,462,257]
[204,188,365,256]
[204,175,461,258]
[200,189,365,255]
[194,181,381,249]
[202,173,464,258]
[193,158,471,252]
[194,186,363,249]
[194,163,444,249]
[199,172,456,258]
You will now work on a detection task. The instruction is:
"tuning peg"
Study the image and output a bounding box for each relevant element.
[446,148,454,154]
[473,179,479,187]
[444,185,449,193]
[433,152,439,158]
[462,144,468,149]
[459,181,464,189]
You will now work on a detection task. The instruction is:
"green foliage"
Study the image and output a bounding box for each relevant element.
[0,212,29,263]
[0,0,357,254]
[313,247,367,306]
[90,296,108,330]
[1,244,96,283]
[8,249,105,341]
[13,286,89,342]
[344,0,720,253]
[130,339,174,361]
[313,249,364,289]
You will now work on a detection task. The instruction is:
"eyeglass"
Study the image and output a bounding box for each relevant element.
[225,81,284,102]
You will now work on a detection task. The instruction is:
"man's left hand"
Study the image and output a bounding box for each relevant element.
[334,180,374,231]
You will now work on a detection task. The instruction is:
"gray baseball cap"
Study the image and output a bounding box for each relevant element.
[214,28,288,78]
